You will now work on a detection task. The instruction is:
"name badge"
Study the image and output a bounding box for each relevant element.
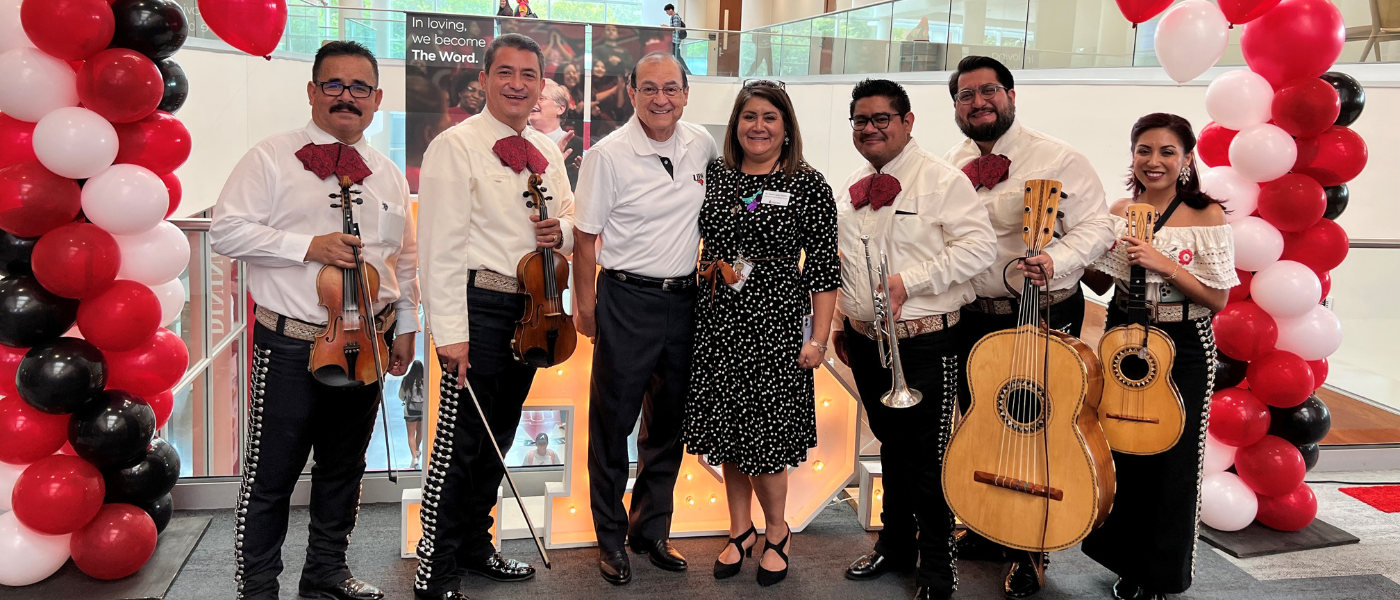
[761,190,791,206]
[728,257,756,292]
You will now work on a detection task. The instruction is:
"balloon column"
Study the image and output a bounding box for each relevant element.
[0,0,192,586]
[1140,0,1361,533]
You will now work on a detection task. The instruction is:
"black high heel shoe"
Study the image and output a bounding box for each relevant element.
[713,525,756,579]
[756,524,791,587]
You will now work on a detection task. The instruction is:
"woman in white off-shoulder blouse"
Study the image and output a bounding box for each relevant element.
[1080,113,1239,600]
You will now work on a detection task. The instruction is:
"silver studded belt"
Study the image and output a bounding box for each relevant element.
[469,269,523,294]
[254,305,395,342]
[1113,293,1212,323]
[849,311,960,341]
[966,288,1078,315]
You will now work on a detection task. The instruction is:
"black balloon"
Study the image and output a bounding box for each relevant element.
[1321,71,1365,127]
[139,493,174,534]
[1268,395,1333,446]
[1215,354,1249,390]
[1298,442,1320,471]
[16,338,108,415]
[103,437,181,505]
[110,0,188,60]
[1323,185,1349,221]
[0,276,79,348]
[155,58,188,114]
[69,390,157,469]
[0,231,36,277]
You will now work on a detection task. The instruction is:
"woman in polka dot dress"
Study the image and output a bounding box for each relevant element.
[684,81,840,586]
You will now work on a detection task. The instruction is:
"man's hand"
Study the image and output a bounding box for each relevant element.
[832,330,849,366]
[531,214,563,248]
[882,274,908,322]
[306,233,361,268]
[1019,254,1055,287]
[387,332,416,376]
[436,342,469,388]
[576,305,597,338]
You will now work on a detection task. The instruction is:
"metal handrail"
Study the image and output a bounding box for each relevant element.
[171,218,212,232]
[1349,238,1400,249]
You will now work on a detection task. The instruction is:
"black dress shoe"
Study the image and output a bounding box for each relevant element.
[630,536,688,571]
[298,577,384,600]
[413,592,471,600]
[462,552,536,582]
[1004,557,1044,599]
[1113,578,1147,600]
[915,586,954,600]
[955,529,1008,562]
[599,549,632,585]
[844,550,914,581]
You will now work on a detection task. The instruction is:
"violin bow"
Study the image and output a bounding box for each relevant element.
[343,176,398,484]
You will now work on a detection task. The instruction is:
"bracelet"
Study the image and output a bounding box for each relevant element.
[809,339,828,353]
[1165,264,1181,280]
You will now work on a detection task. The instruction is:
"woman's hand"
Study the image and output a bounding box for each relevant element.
[798,342,824,370]
[1121,236,1178,276]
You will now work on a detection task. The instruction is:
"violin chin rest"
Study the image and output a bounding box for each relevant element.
[313,365,369,389]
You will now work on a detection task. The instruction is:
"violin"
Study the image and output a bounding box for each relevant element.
[310,176,390,388]
[512,173,576,368]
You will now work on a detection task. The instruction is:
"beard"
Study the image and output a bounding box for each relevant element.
[957,103,1015,143]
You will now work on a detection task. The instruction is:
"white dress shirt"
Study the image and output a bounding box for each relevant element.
[574,116,719,278]
[210,121,419,335]
[944,120,1115,298]
[836,139,998,322]
[417,108,576,347]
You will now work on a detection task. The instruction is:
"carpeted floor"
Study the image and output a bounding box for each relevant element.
[168,498,1400,600]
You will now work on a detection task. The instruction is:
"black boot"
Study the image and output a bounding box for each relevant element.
[1004,554,1045,599]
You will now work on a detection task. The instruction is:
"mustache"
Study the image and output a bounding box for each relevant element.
[861,132,886,142]
[330,102,362,115]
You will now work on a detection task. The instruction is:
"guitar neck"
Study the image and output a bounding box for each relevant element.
[1126,264,1148,326]
[1019,250,1041,328]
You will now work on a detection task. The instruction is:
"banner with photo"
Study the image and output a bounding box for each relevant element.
[404,12,494,193]
[589,24,676,144]
[504,18,586,186]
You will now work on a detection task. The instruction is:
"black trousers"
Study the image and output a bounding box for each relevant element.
[953,285,1085,566]
[588,275,695,553]
[414,289,537,596]
[235,323,386,600]
[846,320,961,593]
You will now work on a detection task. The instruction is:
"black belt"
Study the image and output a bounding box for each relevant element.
[603,269,696,291]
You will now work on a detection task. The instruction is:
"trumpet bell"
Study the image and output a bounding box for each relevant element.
[881,387,923,409]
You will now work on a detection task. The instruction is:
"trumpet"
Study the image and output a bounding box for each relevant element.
[861,236,922,409]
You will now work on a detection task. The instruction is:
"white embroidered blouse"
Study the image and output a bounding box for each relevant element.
[1090,214,1239,303]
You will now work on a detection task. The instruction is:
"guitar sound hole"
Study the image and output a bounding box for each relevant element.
[1111,347,1158,389]
[996,379,1047,434]
[1119,354,1150,381]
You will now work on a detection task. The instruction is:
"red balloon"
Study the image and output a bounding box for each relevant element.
[1307,358,1329,389]
[1257,174,1326,232]
[1280,218,1349,273]
[1257,482,1318,531]
[113,111,191,175]
[160,172,182,218]
[1236,435,1307,496]
[1293,125,1368,186]
[0,395,70,464]
[1209,387,1271,447]
[0,344,24,397]
[1219,0,1282,24]
[1240,0,1345,87]
[1318,271,1331,302]
[1114,0,1173,24]
[1198,122,1237,168]
[76,49,165,124]
[1248,350,1316,408]
[31,222,121,299]
[76,280,161,352]
[11,454,106,534]
[70,503,158,580]
[19,0,115,61]
[1271,78,1341,138]
[105,329,188,396]
[198,0,288,59]
[0,114,38,169]
[0,162,82,238]
[1212,301,1278,362]
[145,389,173,429]
[1228,269,1254,304]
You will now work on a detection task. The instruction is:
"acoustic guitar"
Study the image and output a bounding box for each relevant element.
[1096,203,1185,455]
[942,180,1115,553]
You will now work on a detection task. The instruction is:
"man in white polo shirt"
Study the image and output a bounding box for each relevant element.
[571,51,718,586]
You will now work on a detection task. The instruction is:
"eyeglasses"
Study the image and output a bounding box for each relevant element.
[315,81,376,99]
[954,83,1007,105]
[743,79,785,90]
[634,84,685,97]
[849,112,904,130]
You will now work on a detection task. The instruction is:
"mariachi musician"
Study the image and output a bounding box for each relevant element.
[210,41,417,600]
[414,34,574,600]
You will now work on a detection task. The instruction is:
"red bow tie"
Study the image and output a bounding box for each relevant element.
[962,153,1011,191]
[493,135,549,175]
[295,142,373,184]
[849,173,901,211]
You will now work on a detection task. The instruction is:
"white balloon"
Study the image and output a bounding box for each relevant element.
[0,47,78,123]
[1251,260,1322,320]
[1200,471,1258,531]
[33,107,118,180]
[1155,0,1230,83]
[148,277,186,327]
[1203,433,1237,473]
[1229,123,1296,183]
[1205,70,1274,130]
[0,511,71,586]
[0,460,23,510]
[1199,167,1259,223]
[0,0,34,54]
[115,221,190,285]
[1230,216,1284,271]
[81,164,170,236]
[1275,305,1344,361]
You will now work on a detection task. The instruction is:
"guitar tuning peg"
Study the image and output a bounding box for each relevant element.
[328,193,339,199]
[1060,192,1068,199]
[1057,210,1066,219]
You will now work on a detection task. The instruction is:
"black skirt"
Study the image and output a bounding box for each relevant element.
[1081,303,1217,594]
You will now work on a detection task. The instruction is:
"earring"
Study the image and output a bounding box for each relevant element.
[784,136,790,145]
[1178,166,1191,185]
